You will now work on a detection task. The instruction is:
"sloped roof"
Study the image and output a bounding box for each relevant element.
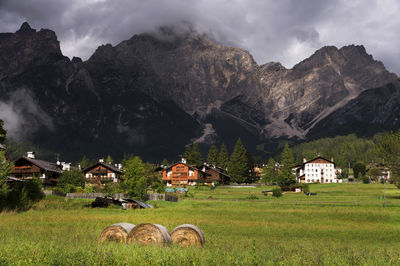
[83,161,124,174]
[15,156,62,173]
[303,156,335,166]
[163,161,200,171]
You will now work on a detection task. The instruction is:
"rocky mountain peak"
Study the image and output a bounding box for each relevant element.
[16,22,36,35]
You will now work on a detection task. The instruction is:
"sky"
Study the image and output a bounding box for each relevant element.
[0,0,400,75]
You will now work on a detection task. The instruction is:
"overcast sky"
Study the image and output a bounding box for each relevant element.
[1,0,399,75]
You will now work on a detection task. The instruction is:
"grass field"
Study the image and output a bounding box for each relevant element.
[1,183,400,265]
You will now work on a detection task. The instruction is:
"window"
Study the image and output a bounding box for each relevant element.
[307,179,310,182]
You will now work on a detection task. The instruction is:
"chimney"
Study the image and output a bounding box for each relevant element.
[99,158,104,163]
[118,163,122,169]
[303,158,307,163]
[181,158,187,164]
[27,151,35,159]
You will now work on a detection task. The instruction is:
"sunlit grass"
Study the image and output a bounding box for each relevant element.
[1,183,400,265]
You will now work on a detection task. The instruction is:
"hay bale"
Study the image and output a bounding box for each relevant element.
[99,223,135,243]
[171,224,205,247]
[127,223,171,246]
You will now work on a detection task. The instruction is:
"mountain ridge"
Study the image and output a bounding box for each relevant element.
[0,22,399,161]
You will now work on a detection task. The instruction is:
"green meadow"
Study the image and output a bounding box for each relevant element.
[1,183,400,265]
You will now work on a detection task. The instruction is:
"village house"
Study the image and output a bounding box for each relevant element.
[200,164,231,185]
[10,152,62,186]
[161,159,205,186]
[83,159,123,183]
[295,156,342,184]
[367,163,391,181]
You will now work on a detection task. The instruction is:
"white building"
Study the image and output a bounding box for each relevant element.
[295,156,342,184]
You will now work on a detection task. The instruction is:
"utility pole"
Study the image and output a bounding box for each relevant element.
[384,176,386,208]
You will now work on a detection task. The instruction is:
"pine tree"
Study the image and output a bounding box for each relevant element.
[206,145,219,166]
[105,155,114,165]
[277,144,296,186]
[161,158,169,166]
[217,144,229,170]
[79,155,92,169]
[0,120,6,145]
[262,158,277,184]
[184,143,203,166]
[227,138,250,183]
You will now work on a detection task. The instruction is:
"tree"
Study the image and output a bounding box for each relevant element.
[367,166,381,182]
[353,162,366,179]
[277,144,296,186]
[227,138,251,183]
[123,156,147,200]
[79,155,92,169]
[0,149,13,209]
[262,158,277,184]
[378,131,400,188]
[217,144,229,170]
[206,145,219,166]
[57,170,86,192]
[183,143,203,166]
[105,155,114,165]
[161,158,169,166]
[0,120,6,145]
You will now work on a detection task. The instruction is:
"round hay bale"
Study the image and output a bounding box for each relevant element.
[171,224,205,247]
[99,223,135,243]
[127,223,171,246]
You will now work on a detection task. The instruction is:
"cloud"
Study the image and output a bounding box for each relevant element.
[0,89,54,140]
[0,0,399,75]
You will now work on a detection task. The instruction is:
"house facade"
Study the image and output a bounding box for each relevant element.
[83,161,123,183]
[295,156,342,184]
[200,164,230,185]
[10,152,62,185]
[161,161,205,186]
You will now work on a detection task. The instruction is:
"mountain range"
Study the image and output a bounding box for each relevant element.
[0,22,399,162]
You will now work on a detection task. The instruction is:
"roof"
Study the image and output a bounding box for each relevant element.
[162,161,200,171]
[303,156,335,166]
[15,156,62,173]
[202,164,231,178]
[83,161,124,174]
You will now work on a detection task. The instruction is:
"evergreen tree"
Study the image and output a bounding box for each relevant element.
[262,158,277,184]
[277,144,296,186]
[378,130,400,188]
[227,138,251,183]
[183,143,203,165]
[353,162,366,178]
[217,144,229,170]
[105,155,114,165]
[0,120,6,145]
[206,145,219,166]
[161,158,169,166]
[79,155,92,169]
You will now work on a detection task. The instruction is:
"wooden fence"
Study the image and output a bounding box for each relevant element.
[148,193,178,202]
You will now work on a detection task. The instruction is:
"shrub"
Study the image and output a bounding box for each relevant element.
[57,170,85,192]
[362,176,370,184]
[246,195,259,200]
[272,187,283,197]
[103,182,121,196]
[5,178,44,211]
[301,184,310,193]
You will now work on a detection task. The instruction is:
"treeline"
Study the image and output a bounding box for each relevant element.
[291,133,384,168]
[180,139,256,184]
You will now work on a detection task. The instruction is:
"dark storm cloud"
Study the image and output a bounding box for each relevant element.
[0,0,399,74]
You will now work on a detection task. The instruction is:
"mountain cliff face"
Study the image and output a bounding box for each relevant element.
[0,23,399,161]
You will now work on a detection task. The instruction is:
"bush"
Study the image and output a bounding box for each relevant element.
[5,179,44,211]
[83,186,96,193]
[362,176,370,184]
[301,184,310,193]
[246,195,259,200]
[103,182,121,196]
[272,187,283,197]
[57,170,85,192]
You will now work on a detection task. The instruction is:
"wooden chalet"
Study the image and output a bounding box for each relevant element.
[10,152,62,186]
[83,161,123,183]
[161,160,205,186]
[200,164,230,185]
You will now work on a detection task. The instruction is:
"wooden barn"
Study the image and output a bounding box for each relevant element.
[83,161,123,183]
[10,152,62,186]
[161,160,205,186]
